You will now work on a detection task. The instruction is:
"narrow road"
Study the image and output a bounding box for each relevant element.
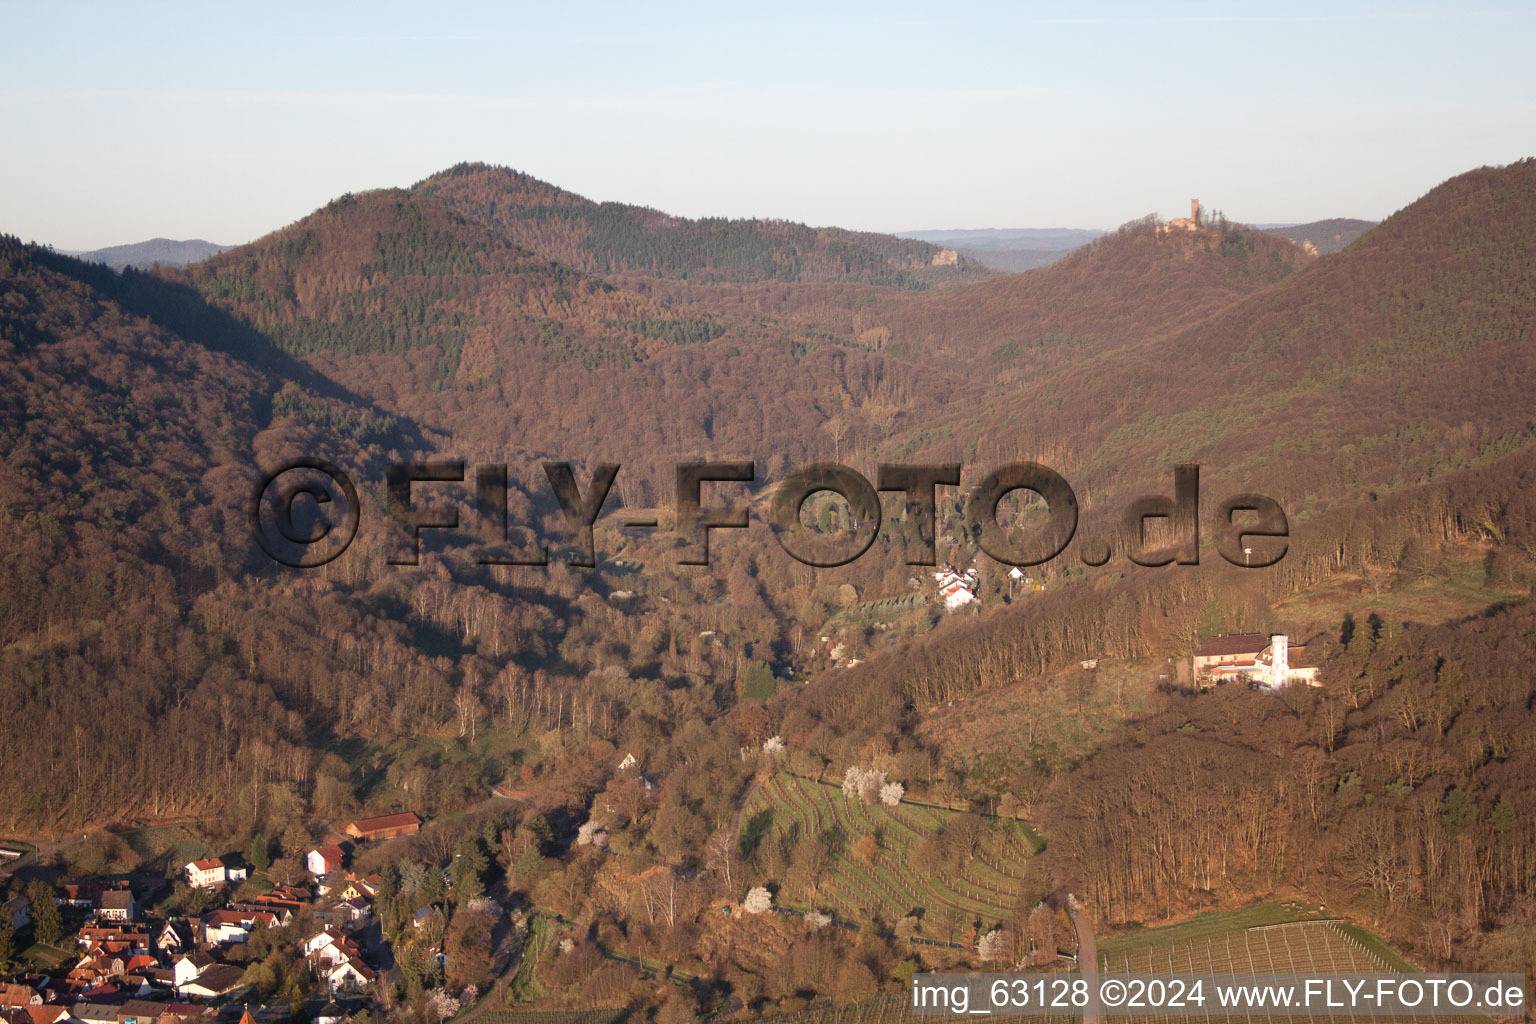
[1058,888,1099,1024]
[452,882,528,1022]
[730,775,764,842]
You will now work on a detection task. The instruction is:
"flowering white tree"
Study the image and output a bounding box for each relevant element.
[762,735,786,756]
[977,928,1011,963]
[576,820,608,847]
[805,910,832,929]
[742,886,773,914]
[843,765,903,805]
[858,767,887,803]
[426,989,459,1021]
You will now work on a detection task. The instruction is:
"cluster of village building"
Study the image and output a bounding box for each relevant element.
[0,813,426,1024]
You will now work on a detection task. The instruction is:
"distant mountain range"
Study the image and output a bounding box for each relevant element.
[62,237,231,269]
[903,217,1378,272]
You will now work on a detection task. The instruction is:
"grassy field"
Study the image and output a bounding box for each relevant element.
[18,942,73,969]
[917,659,1163,775]
[743,773,1044,934]
[506,913,558,1003]
[1273,553,1528,640]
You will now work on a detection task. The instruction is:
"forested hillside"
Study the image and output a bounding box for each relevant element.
[414,162,990,288]
[4,160,1536,1007]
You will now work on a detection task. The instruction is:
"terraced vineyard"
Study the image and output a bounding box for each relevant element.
[756,993,1079,1024]
[752,921,1434,1024]
[1102,919,1394,974]
[742,772,1044,932]
[472,1012,631,1024]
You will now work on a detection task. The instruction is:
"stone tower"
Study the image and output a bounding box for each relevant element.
[1268,633,1289,688]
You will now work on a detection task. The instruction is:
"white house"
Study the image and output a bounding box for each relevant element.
[1193,633,1319,688]
[322,955,375,992]
[306,845,346,878]
[172,951,215,991]
[156,920,193,957]
[3,895,29,931]
[304,927,355,968]
[940,581,975,611]
[97,889,136,922]
[179,964,245,999]
[933,566,979,611]
[200,908,276,945]
[183,858,245,888]
[335,896,371,924]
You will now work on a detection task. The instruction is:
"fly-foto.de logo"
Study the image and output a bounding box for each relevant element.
[251,460,1288,571]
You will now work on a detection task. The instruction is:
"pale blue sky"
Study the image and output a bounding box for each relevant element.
[2,1,1532,250]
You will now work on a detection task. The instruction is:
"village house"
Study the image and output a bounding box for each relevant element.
[319,956,375,994]
[302,928,355,968]
[170,953,215,993]
[76,924,152,952]
[199,908,278,945]
[71,1003,139,1024]
[181,858,245,890]
[225,903,292,929]
[1193,632,1320,688]
[177,965,244,1000]
[332,876,377,903]
[97,890,137,923]
[304,928,376,994]
[933,565,978,611]
[0,984,41,1009]
[330,896,371,926]
[0,1005,63,1024]
[153,921,192,958]
[1,1005,66,1024]
[2,896,27,932]
[342,812,420,841]
[306,845,346,878]
[72,999,178,1024]
[59,881,109,909]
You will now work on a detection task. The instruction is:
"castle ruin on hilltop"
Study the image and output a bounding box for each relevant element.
[1157,198,1202,237]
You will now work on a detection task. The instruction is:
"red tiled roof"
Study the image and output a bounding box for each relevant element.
[187,859,221,871]
[345,812,420,833]
[1194,633,1269,658]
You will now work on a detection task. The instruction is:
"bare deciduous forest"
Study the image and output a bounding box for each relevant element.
[3,158,1536,1019]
